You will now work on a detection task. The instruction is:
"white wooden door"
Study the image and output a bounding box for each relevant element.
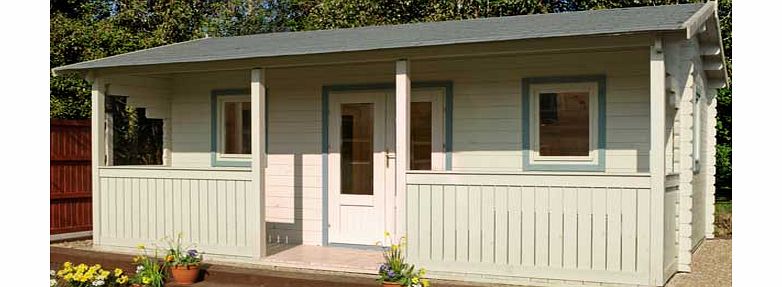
[328,91,388,245]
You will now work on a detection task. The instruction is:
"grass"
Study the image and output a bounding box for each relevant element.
[714,200,732,239]
[715,201,732,215]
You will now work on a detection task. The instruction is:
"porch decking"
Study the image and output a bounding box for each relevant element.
[51,240,507,287]
[264,243,382,274]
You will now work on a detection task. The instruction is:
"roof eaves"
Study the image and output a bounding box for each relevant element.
[51,37,210,76]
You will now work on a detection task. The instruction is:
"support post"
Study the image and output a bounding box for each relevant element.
[395,60,411,238]
[90,75,105,245]
[649,37,667,285]
[251,68,267,258]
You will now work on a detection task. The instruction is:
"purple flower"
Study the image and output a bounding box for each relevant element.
[379,264,388,273]
[386,269,396,278]
[187,249,199,257]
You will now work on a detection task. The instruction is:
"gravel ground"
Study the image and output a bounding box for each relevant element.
[667,239,732,287]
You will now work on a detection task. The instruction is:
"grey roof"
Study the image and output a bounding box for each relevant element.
[54,3,709,73]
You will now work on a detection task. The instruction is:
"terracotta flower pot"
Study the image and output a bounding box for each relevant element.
[171,264,200,285]
[382,282,402,287]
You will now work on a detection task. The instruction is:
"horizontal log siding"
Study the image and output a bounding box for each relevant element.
[406,172,652,285]
[96,167,255,257]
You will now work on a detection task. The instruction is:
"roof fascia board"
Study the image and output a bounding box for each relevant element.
[88,33,655,77]
[684,1,717,39]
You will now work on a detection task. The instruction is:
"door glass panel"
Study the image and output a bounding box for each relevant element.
[340,103,374,195]
[410,102,432,170]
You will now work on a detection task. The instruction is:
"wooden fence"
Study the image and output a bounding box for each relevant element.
[51,119,92,235]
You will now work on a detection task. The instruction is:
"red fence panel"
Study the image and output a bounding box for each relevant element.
[50,119,92,235]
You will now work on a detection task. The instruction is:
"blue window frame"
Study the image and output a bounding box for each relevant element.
[521,75,606,172]
[211,89,252,167]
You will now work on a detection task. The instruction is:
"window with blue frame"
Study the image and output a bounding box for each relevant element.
[211,89,252,167]
[522,76,606,171]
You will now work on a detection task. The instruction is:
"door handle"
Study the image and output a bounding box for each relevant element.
[385,149,396,168]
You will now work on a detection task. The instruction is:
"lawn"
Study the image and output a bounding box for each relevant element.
[714,200,732,239]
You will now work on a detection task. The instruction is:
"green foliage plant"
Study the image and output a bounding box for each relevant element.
[163,233,203,267]
[377,232,430,287]
[131,244,166,287]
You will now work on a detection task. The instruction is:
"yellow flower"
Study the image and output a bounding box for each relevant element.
[133,256,141,263]
[116,275,129,284]
[422,279,431,287]
[391,244,398,252]
[166,255,175,262]
[420,268,426,276]
[114,268,123,277]
[412,277,420,284]
[142,276,152,284]
[63,262,72,268]
[90,264,101,270]
[384,231,391,238]
[136,243,146,250]
[63,273,73,281]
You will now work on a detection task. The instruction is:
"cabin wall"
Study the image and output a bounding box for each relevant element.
[96,42,658,285]
[162,49,653,247]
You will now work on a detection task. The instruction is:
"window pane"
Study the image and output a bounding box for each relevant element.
[341,103,373,195]
[223,101,251,154]
[241,102,251,154]
[539,92,589,156]
[410,102,432,170]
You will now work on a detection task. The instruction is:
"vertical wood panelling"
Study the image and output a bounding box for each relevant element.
[577,188,592,269]
[468,186,482,263]
[549,187,563,268]
[636,188,651,273]
[507,186,522,266]
[480,186,494,263]
[521,187,535,266]
[606,188,622,271]
[562,187,578,269]
[97,169,253,257]
[455,186,469,262]
[621,189,638,272]
[140,179,148,239]
[50,120,92,235]
[535,187,549,266]
[431,185,444,261]
[405,175,652,285]
[419,185,433,260]
[442,185,456,261]
[407,185,420,260]
[592,188,607,270]
[494,186,508,265]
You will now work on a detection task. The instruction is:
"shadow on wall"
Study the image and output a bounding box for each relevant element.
[266,153,305,254]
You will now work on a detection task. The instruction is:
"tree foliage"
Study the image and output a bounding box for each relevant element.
[51,0,732,196]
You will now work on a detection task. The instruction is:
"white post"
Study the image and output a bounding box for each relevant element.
[649,37,666,285]
[395,60,411,238]
[251,68,267,258]
[90,74,106,245]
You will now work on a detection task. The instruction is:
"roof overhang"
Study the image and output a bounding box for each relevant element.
[52,2,728,87]
[684,1,730,89]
